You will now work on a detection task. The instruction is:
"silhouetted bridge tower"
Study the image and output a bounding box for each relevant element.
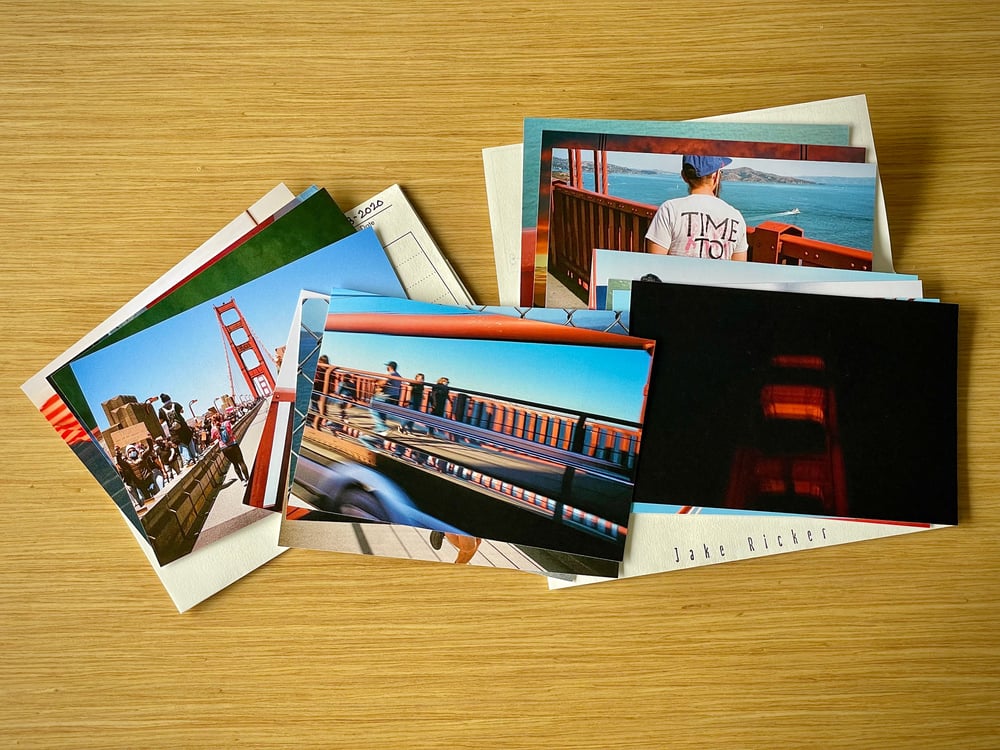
[214,297,276,400]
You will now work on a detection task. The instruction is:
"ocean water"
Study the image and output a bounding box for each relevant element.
[603,172,876,251]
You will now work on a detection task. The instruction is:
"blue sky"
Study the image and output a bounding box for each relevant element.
[554,149,877,180]
[69,230,403,431]
[320,296,653,424]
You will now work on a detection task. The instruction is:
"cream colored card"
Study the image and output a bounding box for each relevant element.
[346,184,474,306]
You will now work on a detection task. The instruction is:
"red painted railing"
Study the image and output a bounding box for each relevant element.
[314,364,642,474]
[549,181,656,301]
[547,182,875,300]
[746,221,872,270]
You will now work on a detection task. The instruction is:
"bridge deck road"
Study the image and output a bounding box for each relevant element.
[191,403,272,551]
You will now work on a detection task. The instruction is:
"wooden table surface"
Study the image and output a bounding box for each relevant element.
[2,2,998,748]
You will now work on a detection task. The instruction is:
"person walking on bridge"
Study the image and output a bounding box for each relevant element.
[370,360,402,436]
[334,370,357,425]
[645,155,748,262]
[120,443,160,505]
[212,414,249,486]
[115,445,146,511]
[427,376,450,438]
[399,372,426,435]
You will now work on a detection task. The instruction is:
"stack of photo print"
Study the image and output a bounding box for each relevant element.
[23,97,958,610]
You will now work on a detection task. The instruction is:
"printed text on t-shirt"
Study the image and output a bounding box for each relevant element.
[681,211,741,259]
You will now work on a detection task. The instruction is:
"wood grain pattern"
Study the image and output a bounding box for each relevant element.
[2,2,998,747]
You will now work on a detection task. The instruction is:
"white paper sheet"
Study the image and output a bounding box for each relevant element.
[550,513,943,588]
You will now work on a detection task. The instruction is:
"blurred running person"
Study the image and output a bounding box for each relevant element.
[399,372,426,435]
[370,360,403,436]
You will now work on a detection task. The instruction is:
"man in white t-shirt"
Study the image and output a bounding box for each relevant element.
[645,155,748,261]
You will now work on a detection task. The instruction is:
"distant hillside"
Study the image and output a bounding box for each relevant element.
[721,167,814,184]
[551,157,815,184]
[550,156,662,176]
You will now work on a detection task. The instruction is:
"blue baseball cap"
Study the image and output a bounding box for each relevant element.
[682,155,732,177]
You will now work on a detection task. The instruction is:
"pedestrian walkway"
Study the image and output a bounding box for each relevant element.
[192,406,272,551]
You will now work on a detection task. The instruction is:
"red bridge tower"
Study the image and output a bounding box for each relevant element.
[214,298,275,400]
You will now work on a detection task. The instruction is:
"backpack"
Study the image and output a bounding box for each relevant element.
[163,404,185,433]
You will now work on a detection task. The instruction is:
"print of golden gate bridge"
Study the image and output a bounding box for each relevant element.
[100,296,283,566]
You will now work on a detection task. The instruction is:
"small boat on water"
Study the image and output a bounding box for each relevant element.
[789,208,800,215]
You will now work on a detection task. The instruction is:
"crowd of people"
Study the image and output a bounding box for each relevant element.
[114,438,181,510]
[312,359,454,439]
[113,392,252,511]
[368,361,453,438]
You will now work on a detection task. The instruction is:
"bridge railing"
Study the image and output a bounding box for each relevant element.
[309,366,639,541]
[138,404,260,564]
[313,364,642,477]
[746,221,873,270]
[549,181,656,301]
[547,182,875,299]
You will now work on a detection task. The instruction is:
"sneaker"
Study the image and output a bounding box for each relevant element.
[429,530,444,550]
[376,430,391,437]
